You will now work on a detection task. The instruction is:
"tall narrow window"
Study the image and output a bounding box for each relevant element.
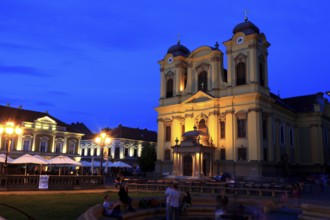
[165,125,171,142]
[237,119,246,138]
[223,69,228,83]
[220,121,225,139]
[183,71,187,90]
[263,148,268,161]
[164,149,171,161]
[272,121,276,146]
[238,147,247,160]
[55,142,62,153]
[262,119,267,140]
[198,119,207,133]
[280,124,285,145]
[198,71,207,92]
[289,128,294,147]
[166,78,173,98]
[236,62,246,85]
[220,148,226,160]
[115,147,120,159]
[68,140,76,154]
[22,137,32,152]
[40,139,48,152]
[259,62,265,86]
[133,147,138,157]
[124,147,129,157]
[324,130,329,148]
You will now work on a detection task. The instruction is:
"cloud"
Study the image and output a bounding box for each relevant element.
[0,65,49,77]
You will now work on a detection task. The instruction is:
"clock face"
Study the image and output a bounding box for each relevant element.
[236,37,244,44]
[167,57,173,64]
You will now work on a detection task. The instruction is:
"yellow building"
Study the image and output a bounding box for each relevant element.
[0,105,83,167]
[155,18,330,179]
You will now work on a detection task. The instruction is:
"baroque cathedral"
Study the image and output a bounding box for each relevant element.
[155,17,330,178]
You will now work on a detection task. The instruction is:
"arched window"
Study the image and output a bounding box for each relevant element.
[198,71,207,92]
[166,78,173,98]
[198,119,207,133]
[259,62,265,86]
[236,62,246,85]
[68,140,76,154]
[39,136,49,153]
[22,135,33,152]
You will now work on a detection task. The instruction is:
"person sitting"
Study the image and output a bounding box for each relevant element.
[103,194,122,220]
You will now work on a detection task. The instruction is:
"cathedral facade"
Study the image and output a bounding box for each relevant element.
[155,18,330,178]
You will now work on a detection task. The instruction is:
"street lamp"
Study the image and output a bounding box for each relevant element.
[95,132,111,176]
[0,122,22,175]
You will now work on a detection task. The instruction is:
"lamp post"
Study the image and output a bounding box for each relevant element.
[0,122,22,175]
[95,132,111,176]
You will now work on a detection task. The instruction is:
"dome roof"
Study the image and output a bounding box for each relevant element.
[182,129,206,138]
[233,18,260,35]
[167,41,190,57]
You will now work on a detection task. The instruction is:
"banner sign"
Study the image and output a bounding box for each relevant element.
[39,175,49,189]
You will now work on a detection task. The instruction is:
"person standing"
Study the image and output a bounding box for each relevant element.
[165,184,173,220]
[168,184,182,220]
[118,175,135,212]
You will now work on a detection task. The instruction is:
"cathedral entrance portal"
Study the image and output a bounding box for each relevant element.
[183,155,192,176]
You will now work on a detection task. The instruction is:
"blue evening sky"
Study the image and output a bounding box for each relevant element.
[0,1,329,133]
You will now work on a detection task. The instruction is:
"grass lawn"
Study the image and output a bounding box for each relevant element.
[0,191,161,220]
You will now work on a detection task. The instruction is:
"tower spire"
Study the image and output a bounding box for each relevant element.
[177,33,180,44]
[244,9,249,21]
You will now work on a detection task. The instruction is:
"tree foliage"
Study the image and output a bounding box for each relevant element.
[137,142,157,172]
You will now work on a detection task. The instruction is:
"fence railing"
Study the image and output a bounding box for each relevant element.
[0,175,104,190]
[126,182,290,198]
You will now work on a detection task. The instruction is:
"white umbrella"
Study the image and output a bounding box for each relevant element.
[0,154,13,163]
[112,161,132,168]
[11,154,48,175]
[33,155,49,163]
[11,154,48,165]
[48,155,81,166]
[48,155,81,176]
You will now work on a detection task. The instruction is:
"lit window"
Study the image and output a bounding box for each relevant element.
[68,140,76,154]
[39,137,49,153]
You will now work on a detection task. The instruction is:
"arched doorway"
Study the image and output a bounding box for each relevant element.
[183,155,192,176]
[203,153,211,177]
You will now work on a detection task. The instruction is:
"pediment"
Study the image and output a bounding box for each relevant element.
[35,116,57,124]
[182,91,214,104]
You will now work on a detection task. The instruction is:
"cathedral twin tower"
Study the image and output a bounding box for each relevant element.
[155,18,330,178]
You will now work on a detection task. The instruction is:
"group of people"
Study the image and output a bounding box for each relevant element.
[165,183,191,220]
[103,175,135,220]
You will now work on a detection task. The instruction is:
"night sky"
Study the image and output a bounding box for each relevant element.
[0,1,329,133]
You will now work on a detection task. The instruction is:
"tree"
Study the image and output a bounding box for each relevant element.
[137,142,157,172]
